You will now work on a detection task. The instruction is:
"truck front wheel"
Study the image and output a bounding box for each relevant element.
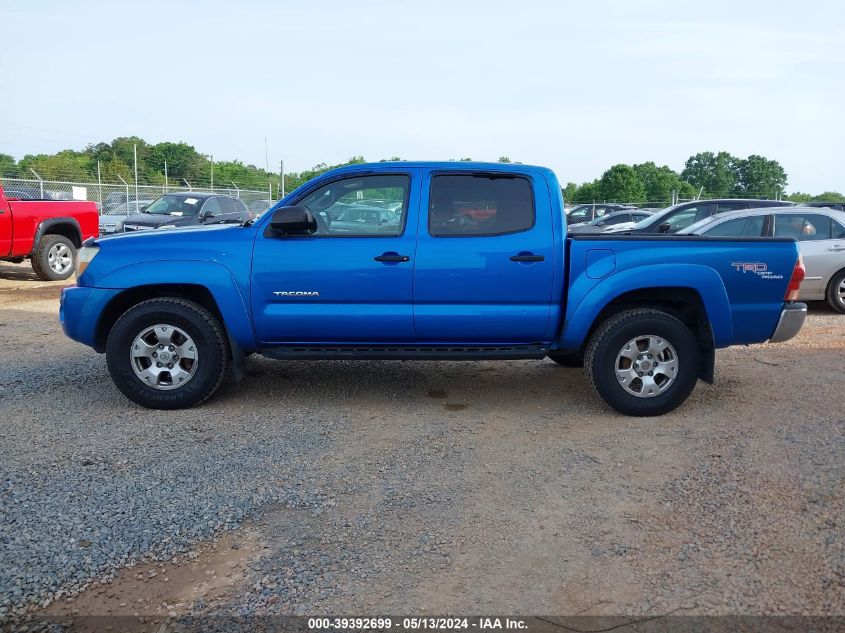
[32,234,76,281]
[106,298,229,409]
[584,308,699,416]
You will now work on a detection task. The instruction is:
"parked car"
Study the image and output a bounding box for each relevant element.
[803,201,845,212]
[99,200,155,234]
[122,192,251,232]
[329,206,400,233]
[102,191,150,214]
[603,199,795,234]
[566,203,634,225]
[682,206,845,313]
[0,183,99,280]
[61,162,806,417]
[1,184,42,200]
[568,209,654,234]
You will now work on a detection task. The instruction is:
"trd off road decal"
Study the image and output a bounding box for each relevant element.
[731,262,784,280]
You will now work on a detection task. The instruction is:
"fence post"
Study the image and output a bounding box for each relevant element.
[97,161,103,207]
[29,168,44,198]
[231,181,240,199]
[133,144,140,213]
[279,160,285,198]
[183,179,192,190]
[117,174,129,207]
[164,160,168,193]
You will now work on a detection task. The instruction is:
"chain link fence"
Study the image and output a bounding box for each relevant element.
[0,176,275,213]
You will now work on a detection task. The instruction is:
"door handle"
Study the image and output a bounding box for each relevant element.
[510,253,544,262]
[827,247,845,252]
[374,254,410,262]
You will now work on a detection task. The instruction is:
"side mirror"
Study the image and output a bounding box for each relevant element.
[659,222,671,233]
[269,206,317,236]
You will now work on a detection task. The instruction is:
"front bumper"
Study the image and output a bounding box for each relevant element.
[60,285,122,350]
[769,302,807,343]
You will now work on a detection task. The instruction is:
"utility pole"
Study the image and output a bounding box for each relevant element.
[133,144,139,213]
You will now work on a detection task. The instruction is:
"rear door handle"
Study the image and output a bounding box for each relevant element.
[510,253,544,262]
[374,254,410,262]
[827,247,845,252]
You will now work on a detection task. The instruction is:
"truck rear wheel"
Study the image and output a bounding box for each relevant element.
[106,298,229,409]
[32,234,76,281]
[584,308,699,416]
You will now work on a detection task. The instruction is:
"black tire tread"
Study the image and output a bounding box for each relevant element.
[107,297,229,409]
[826,269,845,314]
[32,234,75,281]
[584,308,696,416]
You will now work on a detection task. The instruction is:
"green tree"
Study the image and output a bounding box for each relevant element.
[734,155,787,198]
[19,150,92,181]
[681,151,738,197]
[0,153,17,177]
[633,162,694,204]
[810,191,845,202]
[498,156,512,163]
[145,141,205,183]
[562,181,578,204]
[572,181,598,203]
[596,164,646,203]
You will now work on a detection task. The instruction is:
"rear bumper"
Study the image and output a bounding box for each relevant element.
[769,302,807,343]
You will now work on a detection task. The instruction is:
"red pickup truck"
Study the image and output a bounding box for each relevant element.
[0,184,99,280]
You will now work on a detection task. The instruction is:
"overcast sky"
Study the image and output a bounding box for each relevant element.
[1,0,843,193]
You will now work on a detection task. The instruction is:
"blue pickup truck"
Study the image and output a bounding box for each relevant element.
[60,162,807,416]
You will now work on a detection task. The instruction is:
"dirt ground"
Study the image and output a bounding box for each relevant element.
[0,260,843,627]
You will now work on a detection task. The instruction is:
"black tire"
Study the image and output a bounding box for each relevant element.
[31,234,76,281]
[826,269,845,314]
[106,298,229,409]
[584,308,699,417]
[547,351,584,368]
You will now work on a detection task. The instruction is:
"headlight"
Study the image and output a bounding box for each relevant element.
[76,245,100,276]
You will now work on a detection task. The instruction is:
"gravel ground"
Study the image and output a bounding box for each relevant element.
[0,260,843,623]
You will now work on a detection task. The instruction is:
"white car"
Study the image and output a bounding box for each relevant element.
[683,206,845,313]
[98,200,154,234]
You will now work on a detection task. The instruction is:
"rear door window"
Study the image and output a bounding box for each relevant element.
[773,213,833,240]
[429,174,534,237]
[704,216,766,237]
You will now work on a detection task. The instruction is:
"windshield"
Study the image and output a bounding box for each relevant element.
[143,195,205,216]
[629,205,675,229]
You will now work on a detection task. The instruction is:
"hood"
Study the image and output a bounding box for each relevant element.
[122,213,198,229]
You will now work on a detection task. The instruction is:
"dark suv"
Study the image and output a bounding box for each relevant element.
[603,199,795,234]
[122,192,251,232]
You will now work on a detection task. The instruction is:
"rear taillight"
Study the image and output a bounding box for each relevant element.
[785,254,805,301]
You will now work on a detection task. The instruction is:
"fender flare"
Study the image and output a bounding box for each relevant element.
[32,217,83,252]
[560,263,734,350]
[96,260,257,355]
